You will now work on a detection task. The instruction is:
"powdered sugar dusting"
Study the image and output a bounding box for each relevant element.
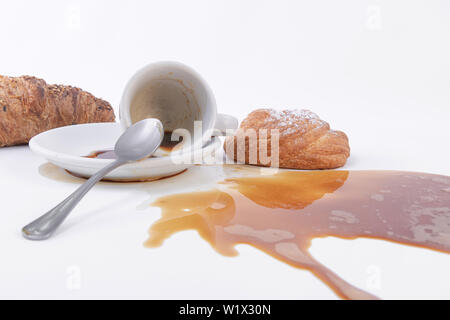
[263,108,326,136]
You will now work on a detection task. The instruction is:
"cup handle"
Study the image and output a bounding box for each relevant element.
[214,113,239,135]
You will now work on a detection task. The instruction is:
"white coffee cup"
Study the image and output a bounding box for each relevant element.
[119,61,238,156]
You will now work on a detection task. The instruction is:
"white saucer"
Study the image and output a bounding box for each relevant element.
[29,122,222,182]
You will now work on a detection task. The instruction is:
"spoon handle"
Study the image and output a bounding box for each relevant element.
[22,159,126,240]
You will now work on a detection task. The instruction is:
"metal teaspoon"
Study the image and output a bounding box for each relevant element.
[22,118,164,240]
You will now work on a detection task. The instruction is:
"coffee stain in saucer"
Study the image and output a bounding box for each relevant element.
[85,132,184,160]
[145,170,450,299]
[85,149,117,159]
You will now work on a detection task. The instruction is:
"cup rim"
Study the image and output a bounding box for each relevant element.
[119,61,218,149]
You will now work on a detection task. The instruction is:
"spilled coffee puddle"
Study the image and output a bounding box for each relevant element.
[145,170,450,299]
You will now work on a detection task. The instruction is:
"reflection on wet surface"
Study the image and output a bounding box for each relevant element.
[146,170,450,299]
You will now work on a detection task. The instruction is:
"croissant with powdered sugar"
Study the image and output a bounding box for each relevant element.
[224,108,350,169]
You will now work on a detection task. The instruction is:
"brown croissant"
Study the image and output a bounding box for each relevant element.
[0,75,115,147]
[224,108,350,169]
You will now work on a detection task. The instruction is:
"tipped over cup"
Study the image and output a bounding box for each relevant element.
[119,61,238,157]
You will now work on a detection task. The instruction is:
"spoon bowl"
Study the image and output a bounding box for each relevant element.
[115,118,163,161]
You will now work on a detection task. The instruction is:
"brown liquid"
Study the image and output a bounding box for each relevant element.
[85,132,183,159]
[160,131,183,152]
[145,170,450,300]
[85,149,117,159]
[67,168,188,183]
[39,162,85,183]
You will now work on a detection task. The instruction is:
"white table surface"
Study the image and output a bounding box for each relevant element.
[0,0,449,299]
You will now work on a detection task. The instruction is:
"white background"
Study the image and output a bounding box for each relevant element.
[0,0,449,299]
